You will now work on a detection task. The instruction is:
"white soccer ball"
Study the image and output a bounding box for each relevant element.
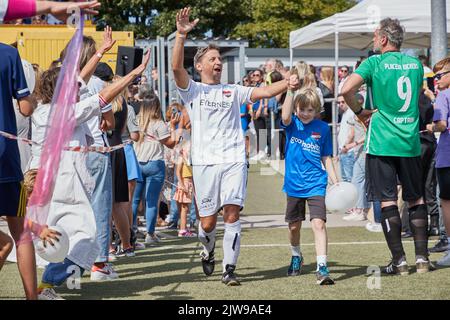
[34,225,70,263]
[325,182,359,213]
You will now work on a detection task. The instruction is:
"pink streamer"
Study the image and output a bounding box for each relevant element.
[19,14,85,244]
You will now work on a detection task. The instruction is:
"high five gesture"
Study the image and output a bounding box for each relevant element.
[176,7,199,35]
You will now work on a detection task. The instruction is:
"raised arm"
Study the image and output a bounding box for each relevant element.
[280,74,300,126]
[99,51,150,104]
[172,7,199,90]
[79,26,116,84]
[35,1,100,22]
[251,78,288,102]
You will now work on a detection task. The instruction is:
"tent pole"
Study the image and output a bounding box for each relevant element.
[333,18,339,158]
[289,48,293,69]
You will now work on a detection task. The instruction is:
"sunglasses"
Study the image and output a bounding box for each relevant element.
[340,69,348,73]
[434,70,450,80]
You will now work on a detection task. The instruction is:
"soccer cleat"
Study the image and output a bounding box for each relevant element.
[90,263,119,281]
[315,264,335,285]
[416,258,435,273]
[200,249,215,276]
[38,288,65,300]
[382,259,409,276]
[429,238,449,253]
[115,247,135,258]
[222,264,241,286]
[437,251,450,266]
[287,255,303,276]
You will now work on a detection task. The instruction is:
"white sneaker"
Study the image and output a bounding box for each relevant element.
[90,263,119,281]
[365,222,383,233]
[145,234,161,245]
[437,251,450,266]
[343,212,367,221]
[38,288,65,300]
[134,242,146,250]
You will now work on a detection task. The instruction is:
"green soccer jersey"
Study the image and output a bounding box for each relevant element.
[355,52,423,157]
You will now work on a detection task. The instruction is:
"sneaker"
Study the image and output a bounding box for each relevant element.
[200,249,215,276]
[287,255,303,276]
[343,212,367,221]
[315,264,335,285]
[178,230,197,238]
[165,221,178,230]
[136,230,146,240]
[382,259,409,276]
[115,247,135,258]
[145,233,161,245]
[90,263,119,281]
[365,222,383,233]
[38,288,65,300]
[222,264,240,286]
[401,231,413,238]
[436,251,450,266]
[134,242,146,251]
[416,258,435,273]
[108,249,117,262]
[429,238,450,253]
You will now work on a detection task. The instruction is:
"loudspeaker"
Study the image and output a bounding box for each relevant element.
[115,46,144,77]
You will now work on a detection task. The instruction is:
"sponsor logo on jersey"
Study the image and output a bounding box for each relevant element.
[290,136,321,154]
[311,132,321,140]
[223,90,232,98]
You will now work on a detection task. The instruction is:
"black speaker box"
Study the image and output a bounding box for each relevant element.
[115,46,144,77]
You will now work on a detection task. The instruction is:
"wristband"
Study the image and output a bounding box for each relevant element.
[354,107,364,115]
[177,32,187,39]
[96,52,103,58]
[287,90,295,97]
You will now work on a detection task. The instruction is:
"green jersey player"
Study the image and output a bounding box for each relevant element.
[342,18,433,275]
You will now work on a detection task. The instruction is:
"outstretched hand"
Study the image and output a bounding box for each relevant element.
[48,1,101,22]
[99,26,116,55]
[176,7,199,35]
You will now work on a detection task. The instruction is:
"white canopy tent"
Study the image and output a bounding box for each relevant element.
[289,0,450,155]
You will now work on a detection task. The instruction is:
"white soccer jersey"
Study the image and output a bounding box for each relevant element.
[177,79,254,165]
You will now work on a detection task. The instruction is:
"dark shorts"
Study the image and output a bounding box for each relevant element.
[437,167,450,200]
[0,181,26,217]
[285,195,326,223]
[365,154,423,202]
[111,149,129,203]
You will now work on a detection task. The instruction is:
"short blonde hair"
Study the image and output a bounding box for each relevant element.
[433,57,450,73]
[293,88,321,114]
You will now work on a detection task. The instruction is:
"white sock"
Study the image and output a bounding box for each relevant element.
[316,255,327,271]
[291,246,301,257]
[222,220,241,272]
[198,222,216,254]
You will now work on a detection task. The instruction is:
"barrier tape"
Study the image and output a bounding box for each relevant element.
[0,130,132,153]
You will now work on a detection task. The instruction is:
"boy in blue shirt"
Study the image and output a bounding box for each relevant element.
[281,85,338,285]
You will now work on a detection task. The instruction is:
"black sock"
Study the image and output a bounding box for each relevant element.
[381,205,405,264]
[408,204,429,260]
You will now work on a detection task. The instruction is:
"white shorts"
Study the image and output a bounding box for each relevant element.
[193,162,248,217]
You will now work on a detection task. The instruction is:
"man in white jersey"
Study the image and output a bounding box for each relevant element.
[172,7,293,285]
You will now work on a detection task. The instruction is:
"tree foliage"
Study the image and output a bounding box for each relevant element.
[232,0,356,47]
[95,0,355,47]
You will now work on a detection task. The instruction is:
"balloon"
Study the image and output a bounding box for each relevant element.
[325,182,358,213]
[34,225,70,263]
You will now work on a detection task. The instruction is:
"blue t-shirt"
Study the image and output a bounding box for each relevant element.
[281,115,332,198]
[240,103,249,132]
[0,43,30,183]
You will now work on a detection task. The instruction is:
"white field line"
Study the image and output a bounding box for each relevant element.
[148,240,414,251]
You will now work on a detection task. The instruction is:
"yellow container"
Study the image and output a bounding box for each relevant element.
[0,22,134,72]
